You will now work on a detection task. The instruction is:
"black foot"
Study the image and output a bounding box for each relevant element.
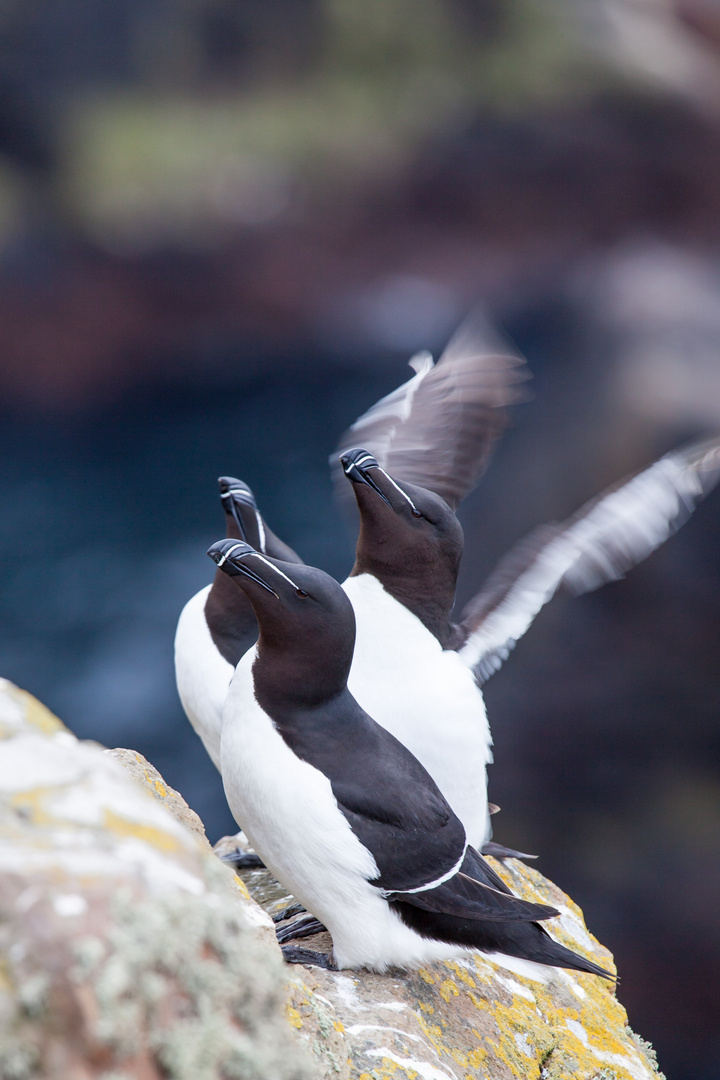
[218,849,266,870]
[272,901,306,924]
[281,945,336,970]
[276,916,327,945]
[481,841,537,861]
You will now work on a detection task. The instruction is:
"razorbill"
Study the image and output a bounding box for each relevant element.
[208,537,613,979]
[174,476,302,770]
[175,317,531,856]
[339,437,720,850]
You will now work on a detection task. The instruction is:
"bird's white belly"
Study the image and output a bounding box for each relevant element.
[221,650,474,971]
[344,574,493,847]
[174,585,234,771]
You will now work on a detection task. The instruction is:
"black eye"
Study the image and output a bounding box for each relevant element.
[411,508,423,518]
[296,588,309,599]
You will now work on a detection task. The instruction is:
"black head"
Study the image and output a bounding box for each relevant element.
[207,539,355,704]
[218,476,269,551]
[341,447,463,615]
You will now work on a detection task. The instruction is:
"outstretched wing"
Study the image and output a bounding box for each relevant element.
[457,436,720,683]
[332,311,529,510]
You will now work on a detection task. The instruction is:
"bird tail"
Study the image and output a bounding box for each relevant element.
[514,930,616,981]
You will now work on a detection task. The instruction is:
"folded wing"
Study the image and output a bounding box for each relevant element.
[389,847,558,922]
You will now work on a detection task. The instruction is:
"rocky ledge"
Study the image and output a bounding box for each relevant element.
[0,678,664,1080]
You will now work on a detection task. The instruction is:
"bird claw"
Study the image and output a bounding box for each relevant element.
[281,945,336,970]
[272,901,306,923]
[218,849,266,870]
[276,915,326,945]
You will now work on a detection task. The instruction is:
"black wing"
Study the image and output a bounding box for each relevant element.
[271,691,465,892]
[390,848,557,922]
[457,436,720,683]
[332,311,529,510]
[269,692,553,922]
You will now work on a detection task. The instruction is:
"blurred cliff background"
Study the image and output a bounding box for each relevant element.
[1,1,719,1075]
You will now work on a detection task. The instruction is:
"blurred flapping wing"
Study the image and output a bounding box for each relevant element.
[333,312,529,510]
[457,437,720,683]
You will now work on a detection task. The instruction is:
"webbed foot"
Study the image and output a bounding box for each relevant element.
[276,916,326,945]
[218,849,266,870]
[281,945,336,970]
[272,901,306,923]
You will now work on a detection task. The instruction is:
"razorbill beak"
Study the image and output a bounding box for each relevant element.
[207,538,285,596]
[340,449,395,509]
[174,478,303,782]
[217,475,270,553]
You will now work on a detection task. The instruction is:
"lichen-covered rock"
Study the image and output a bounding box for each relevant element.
[242,862,664,1080]
[0,678,312,1080]
[106,747,210,845]
[0,676,664,1080]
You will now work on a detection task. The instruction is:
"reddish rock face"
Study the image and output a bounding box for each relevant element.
[0,678,664,1080]
[0,679,311,1080]
[244,853,663,1080]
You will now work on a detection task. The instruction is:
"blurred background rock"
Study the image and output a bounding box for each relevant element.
[0,2,719,1076]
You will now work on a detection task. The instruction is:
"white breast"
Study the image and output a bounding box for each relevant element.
[174,585,234,771]
[343,573,493,848]
[221,649,479,972]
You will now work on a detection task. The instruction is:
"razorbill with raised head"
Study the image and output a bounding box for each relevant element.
[175,476,302,770]
[208,537,613,979]
[175,316,530,858]
[339,436,720,850]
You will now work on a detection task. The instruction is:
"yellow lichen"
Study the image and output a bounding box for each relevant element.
[438,978,459,1003]
[286,1005,303,1029]
[414,1010,453,1064]
[0,958,14,994]
[142,767,168,798]
[232,875,252,901]
[10,685,66,736]
[417,968,435,984]
[466,1044,488,1069]
[448,1046,469,1067]
[102,808,180,853]
[443,960,476,988]
[374,1056,414,1078]
[480,998,553,1077]
[10,787,57,826]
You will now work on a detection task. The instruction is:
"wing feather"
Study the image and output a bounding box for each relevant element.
[391,847,558,922]
[333,312,529,510]
[458,436,720,682]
